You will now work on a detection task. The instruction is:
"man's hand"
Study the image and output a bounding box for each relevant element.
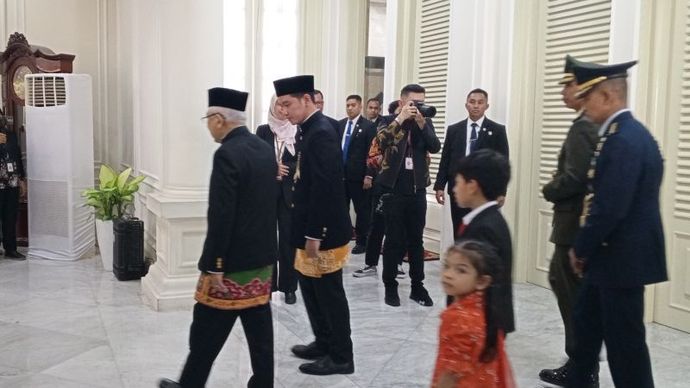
[435,190,445,205]
[305,239,321,259]
[277,162,289,181]
[0,133,6,145]
[396,101,417,123]
[569,248,585,277]
[19,180,27,198]
[414,110,426,130]
[363,176,373,190]
[210,272,228,294]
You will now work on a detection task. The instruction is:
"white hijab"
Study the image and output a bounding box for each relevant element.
[267,94,297,157]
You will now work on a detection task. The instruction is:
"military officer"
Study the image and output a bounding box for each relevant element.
[273,75,354,376]
[567,60,667,388]
[160,87,278,388]
[539,55,600,387]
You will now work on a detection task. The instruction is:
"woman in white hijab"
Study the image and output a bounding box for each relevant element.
[256,95,299,304]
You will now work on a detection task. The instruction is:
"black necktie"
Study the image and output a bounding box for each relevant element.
[470,123,478,153]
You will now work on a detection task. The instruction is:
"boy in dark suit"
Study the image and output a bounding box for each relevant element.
[451,149,514,335]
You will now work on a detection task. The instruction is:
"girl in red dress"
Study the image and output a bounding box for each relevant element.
[432,241,516,388]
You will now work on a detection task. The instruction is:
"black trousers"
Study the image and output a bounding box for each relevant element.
[179,303,274,388]
[449,193,471,238]
[272,197,297,293]
[382,191,426,288]
[345,180,371,246]
[364,189,385,267]
[568,279,654,388]
[549,244,581,359]
[299,270,353,364]
[0,187,19,252]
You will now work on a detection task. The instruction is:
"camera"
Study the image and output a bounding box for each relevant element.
[413,101,437,118]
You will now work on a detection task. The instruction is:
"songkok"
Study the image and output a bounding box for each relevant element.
[573,60,637,97]
[273,75,315,97]
[208,87,248,111]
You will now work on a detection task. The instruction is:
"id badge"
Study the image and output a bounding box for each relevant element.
[405,157,413,170]
[6,163,14,173]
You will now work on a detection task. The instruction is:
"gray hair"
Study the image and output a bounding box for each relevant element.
[207,106,247,126]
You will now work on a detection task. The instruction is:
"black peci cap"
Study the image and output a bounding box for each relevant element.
[273,75,315,97]
[208,87,249,111]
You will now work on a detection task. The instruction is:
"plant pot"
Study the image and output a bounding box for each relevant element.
[95,219,114,271]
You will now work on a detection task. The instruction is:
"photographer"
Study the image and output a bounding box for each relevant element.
[0,114,26,260]
[374,84,440,307]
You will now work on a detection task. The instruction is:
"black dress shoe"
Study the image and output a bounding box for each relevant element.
[299,355,354,375]
[410,286,433,307]
[291,342,327,360]
[4,251,25,260]
[285,291,297,305]
[539,363,600,388]
[384,287,400,307]
[351,244,366,255]
[158,378,182,388]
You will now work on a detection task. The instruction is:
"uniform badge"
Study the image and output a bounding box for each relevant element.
[609,122,618,134]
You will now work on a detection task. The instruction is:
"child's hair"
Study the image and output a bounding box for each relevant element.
[446,240,503,363]
[452,149,511,200]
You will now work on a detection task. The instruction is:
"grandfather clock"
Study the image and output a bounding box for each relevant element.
[0,32,75,246]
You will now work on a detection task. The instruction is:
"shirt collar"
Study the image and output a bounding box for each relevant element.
[598,108,630,136]
[468,116,486,129]
[462,200,498,225]
[348,115,360,125]
[302,109,319,125]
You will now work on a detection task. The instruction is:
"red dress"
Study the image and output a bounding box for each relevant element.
[432,291,515,388]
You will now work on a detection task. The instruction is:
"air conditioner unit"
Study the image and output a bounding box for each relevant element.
[25,74,95,260]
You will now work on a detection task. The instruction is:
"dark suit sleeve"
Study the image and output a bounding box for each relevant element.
[495,124,509,159]
[574,135,641,260]
[364,123,377,178]
[9,132,24,179]
[542,121,597,202]
[434,124,456,191]
[421,118,441,153]
[306,131,343,239]
[199,149,239,272]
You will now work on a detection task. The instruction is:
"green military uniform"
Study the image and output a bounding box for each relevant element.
[542,113,598,358]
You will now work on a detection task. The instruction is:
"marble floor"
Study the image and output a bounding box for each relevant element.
[1,249,689,388]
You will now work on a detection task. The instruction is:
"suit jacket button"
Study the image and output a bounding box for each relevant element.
[602,242,609,247]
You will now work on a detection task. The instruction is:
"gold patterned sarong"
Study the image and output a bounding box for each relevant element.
[294,244,350,278]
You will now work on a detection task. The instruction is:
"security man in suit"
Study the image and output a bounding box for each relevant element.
[338,94,377,255]
[274,75,354,376]
[567,60,667,388]
[539,55,600,387]
[160,87,278,388]
[433,88,510,235]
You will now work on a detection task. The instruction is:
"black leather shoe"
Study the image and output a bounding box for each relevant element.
[4,251,25,260]
[299,356,354,375]
[351,244,366,255]
[285,291,297,305]
[158,378,182,388]
[539,364,569,386]
[291,342,327,360]
[410,286,433,307]
[384,287,400,307]
[540,363,600,388]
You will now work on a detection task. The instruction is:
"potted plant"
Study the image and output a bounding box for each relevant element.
[83,165,145,270]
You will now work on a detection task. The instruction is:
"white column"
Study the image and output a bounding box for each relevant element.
[135,0,225,311]
[299,0,367,119]
[383,0,418,102]
[439,0,516,256]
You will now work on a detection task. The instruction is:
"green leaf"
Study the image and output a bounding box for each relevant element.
[116,168,132,192]
[99,165,117,189]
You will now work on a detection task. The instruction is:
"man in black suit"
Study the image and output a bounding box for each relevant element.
[0,113,26,260]
[314,89,340,134]
[338,95,377,255]
[434,88,509,235]
[256,98,300,305]
[160,88,278,388]
[365,97,384,128]
[539,55,600,387]
[274,75,354,376]
[452,149,514,335]
[567,60,667,388]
